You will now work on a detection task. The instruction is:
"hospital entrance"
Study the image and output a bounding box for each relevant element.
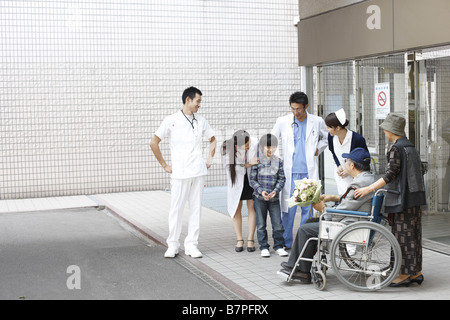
[314,46,450,255]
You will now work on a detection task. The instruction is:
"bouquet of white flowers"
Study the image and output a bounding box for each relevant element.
[288,178,321,208]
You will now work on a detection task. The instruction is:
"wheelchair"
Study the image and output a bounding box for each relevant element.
[278,189,402,292]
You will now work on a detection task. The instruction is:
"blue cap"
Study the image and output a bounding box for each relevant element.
[342,147,371,165]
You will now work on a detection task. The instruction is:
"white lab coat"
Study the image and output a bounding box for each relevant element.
[222,137,258,218]
[271,113,328,213]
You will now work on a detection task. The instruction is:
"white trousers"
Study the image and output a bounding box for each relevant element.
[167,176,204,250]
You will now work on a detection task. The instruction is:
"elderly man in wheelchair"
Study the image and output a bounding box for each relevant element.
[278,147,402,291]
[279,147,374,283]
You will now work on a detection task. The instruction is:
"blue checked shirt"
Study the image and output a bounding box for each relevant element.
[249,156,286,202]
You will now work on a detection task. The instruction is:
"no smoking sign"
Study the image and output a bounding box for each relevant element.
[375,82,390,119]
[378,91,387,106]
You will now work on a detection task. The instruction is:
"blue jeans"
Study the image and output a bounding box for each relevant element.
[282,173,311,248]
[254,197,285,251]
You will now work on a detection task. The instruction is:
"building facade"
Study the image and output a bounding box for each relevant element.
[298,0,450,253]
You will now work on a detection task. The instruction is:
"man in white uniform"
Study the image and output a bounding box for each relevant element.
[150,87,216,258]
[272,92,328,249]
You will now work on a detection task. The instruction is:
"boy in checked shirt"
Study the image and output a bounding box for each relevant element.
[250,134,288,258]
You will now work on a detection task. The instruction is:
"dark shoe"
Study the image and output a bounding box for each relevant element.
[247,240,255,252]
[389,277,411,287]
[279,268,311,284]
[235,240,244,252]
[410,274,424,285]
[290,270,311,284]
[280,262,294,271]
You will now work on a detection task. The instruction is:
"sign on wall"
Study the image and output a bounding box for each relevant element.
[375,82,390,119]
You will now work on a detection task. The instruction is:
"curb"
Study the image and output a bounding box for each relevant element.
[98,198,260,300]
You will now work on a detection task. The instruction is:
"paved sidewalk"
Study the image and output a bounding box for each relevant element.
[0,207,232,300]
[2,191,450,300]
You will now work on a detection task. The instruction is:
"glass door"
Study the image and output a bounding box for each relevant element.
[314,62,357,195]
[416,47,450,253]
[357,54,409,177]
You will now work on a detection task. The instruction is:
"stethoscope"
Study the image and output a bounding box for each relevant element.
[292,116,302,141]
[181,109,198,130]
[291,116,315,140]
[291,115,299,128]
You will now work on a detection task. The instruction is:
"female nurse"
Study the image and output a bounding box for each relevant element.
[325,108,368,195]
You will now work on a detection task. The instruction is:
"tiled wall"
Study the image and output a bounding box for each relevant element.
[0,0,301,199]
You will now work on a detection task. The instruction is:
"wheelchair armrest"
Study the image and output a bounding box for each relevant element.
[325,208,369,217]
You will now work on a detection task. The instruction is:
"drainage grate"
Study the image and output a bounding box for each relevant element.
[173,257,243,300]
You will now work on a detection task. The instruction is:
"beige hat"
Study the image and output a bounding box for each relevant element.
[379,113,406,136]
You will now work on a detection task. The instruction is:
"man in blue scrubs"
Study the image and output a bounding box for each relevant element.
[272,92,328,249]
[285,99,311,244]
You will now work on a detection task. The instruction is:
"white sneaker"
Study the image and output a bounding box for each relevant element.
[164,247,178,258]
[276,248,289,257]
[185,246,203,258]
[261,249,270,257]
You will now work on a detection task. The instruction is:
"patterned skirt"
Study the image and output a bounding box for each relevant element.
[389,206,422,276]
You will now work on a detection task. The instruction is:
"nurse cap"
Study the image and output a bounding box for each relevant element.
[335,108,346,126]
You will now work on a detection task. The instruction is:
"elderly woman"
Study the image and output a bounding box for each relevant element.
[355,113,426,287]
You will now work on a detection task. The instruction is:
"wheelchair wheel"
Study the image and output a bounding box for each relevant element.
[312,269,326,291]
[330,221,401,291]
